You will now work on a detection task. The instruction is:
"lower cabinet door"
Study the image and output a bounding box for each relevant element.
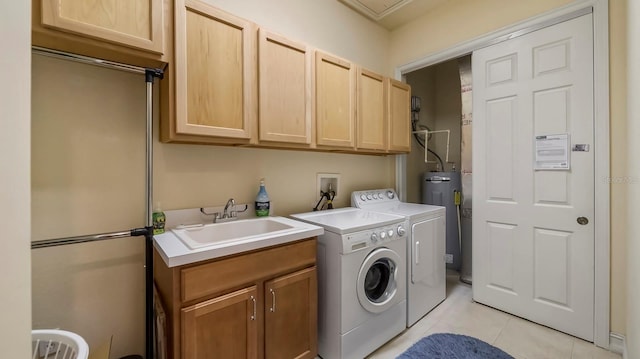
[265,267,318,359]
[182,286,258,359]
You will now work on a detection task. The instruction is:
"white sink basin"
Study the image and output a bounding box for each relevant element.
[173,217,296,249]
[154,216,324,267]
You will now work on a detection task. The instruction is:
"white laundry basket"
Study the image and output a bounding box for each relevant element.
[32,329,89,359]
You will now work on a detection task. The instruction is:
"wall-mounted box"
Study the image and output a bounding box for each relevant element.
[316,173,340,199]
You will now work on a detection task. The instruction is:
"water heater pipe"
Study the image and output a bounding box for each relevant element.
[413,129,451,165]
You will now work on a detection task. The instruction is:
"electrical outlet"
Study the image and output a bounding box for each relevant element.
[38,341,60,357]
[445,254,453,263]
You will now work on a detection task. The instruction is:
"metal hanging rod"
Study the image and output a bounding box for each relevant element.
[32,46,148,74]
[31,229,149,249]
[30,47,163,251]
[31,46,163,359]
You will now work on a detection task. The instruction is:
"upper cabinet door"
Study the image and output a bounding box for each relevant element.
[41,0,164,54]
[357,68,387,151]
[388,79,411,153]
[315,51,356,149]
[258,29,312,144]
[174,0,257,139]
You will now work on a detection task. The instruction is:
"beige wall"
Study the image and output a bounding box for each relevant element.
[390,0,628,336]
[156,145,394,214]
[405,66,436,204]
[30,2,395,356]
[432,60,462,171]
[0,1,32,357]
[626,0,638,356]
[389,0,575,72]
[609,0,628,338]
[31,55,147,358]
[202,0,391,75]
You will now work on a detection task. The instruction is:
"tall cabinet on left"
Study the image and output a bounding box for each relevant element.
[32,0,170,67]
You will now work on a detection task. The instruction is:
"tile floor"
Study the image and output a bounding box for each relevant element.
[367,272,621,359]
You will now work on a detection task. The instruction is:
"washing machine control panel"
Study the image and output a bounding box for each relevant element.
[343,220,408,254]
[351,188,399,207]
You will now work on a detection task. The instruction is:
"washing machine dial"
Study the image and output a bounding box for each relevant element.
[370,233,378,242]
[380,231,386,240]
[386,190,395,199]
[397,225,406,237]
[372,193,378,199]
[360,194,366,201]
[388,229,394,238]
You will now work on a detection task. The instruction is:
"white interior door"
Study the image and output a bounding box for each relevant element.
[472,13,594,341]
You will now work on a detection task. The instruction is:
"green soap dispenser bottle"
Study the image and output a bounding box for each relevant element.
[255,178,270,217]
[152,203,166,235]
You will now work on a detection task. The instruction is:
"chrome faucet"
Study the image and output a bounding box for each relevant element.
[201,198,247,223]
[222,198,236,219]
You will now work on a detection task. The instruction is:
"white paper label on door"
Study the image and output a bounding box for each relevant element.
[534,133,570,170]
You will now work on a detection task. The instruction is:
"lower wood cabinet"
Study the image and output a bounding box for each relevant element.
[154,238,318,359]
[264,268,317,359]
[182,286,259,359]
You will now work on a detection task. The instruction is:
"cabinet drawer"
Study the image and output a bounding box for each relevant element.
[181,238,316,302]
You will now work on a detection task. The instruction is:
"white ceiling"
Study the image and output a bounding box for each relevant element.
[339,0,448,30]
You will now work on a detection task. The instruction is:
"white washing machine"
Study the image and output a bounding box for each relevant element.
[290,208,408,359]
[352,189,446,327]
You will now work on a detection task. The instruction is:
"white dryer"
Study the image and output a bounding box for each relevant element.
[352,189,446,327]
[291,208,408,359]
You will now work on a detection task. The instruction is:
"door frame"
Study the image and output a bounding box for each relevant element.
[394,0,610,348]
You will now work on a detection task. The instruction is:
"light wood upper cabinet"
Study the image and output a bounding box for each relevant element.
[265,267,317,359]
[258,30,312,145]
[388,78,412,153]
[174,0,257,139]
[182,286,258,359]
[40,0,164,54]
[315,51,356,149]
[356,68,388,151]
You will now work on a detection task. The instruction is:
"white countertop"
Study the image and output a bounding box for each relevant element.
[153,216,324,267]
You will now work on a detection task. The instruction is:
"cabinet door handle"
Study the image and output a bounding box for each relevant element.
[270,288,276,312]
[250,295,256,321]
[415,241,420,265]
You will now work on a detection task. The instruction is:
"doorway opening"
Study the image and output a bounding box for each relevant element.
[404,55,472,285]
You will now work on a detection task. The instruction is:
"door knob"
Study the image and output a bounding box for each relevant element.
[577,217,589,225]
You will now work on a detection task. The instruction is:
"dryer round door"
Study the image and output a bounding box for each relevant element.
[356,247,401,313]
